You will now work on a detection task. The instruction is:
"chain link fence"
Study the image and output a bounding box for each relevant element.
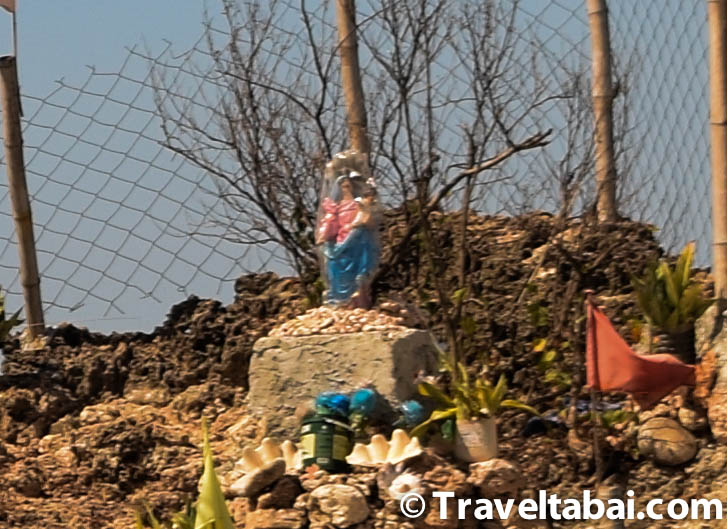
[0,0,712,332]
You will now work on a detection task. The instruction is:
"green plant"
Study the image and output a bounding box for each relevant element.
[135,420,230,529]
[0,287,23,343]
[194,419,235,529]
[135,501,195,529]
[411,349,538,438]
[534,338,572,390]
[631,242,712,333]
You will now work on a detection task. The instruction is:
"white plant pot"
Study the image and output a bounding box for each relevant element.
[454,417,497,463]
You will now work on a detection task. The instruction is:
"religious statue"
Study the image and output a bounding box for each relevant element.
[316,150,380,308]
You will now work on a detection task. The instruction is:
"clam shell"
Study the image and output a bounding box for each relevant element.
[235,437,303,475]
[346,429,423,466]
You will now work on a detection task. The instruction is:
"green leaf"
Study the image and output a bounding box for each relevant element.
[601,409,637,428]
[456,361,470,390]
[539,349,557,367]
[418,382,454,407]
[658,261,680,309]
[455,396,476,420]
[459,316,477,337]
[194,419,235,529]
[441,418,455,441]
[500,399,540,417]
[491,374,508,414]
[451,288,467,305]
[410,407,458,437]
[675,241,695,289]
[532,338,547,352]
[527,302,549,328]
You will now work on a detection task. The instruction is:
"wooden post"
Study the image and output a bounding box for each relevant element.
[584,291,604,483]
[708,0,727,299]
[335,0,370,154]
[0,55,44,337]
[586,0,618,222]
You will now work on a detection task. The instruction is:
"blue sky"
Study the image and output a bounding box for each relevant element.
[1,1,205,92]
[0,2,216,332]
[0,1,714,332]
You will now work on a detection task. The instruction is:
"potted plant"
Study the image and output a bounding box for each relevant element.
[411,354,538,463]
[631,242,712,363]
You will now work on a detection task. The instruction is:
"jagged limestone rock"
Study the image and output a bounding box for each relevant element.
[248,329,438,439]
[695,304,727,442]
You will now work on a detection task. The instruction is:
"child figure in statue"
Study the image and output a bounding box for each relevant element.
[316,152,380,308]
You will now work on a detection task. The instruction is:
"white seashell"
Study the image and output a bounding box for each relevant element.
[239,446,264,473]
[346,429,423,466]
[370,434,390,461]
[259,437,283,461]
[235,437,303,474]
[388,472,423,500]
[281,440,303,471]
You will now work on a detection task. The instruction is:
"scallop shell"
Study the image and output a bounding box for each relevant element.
[346,429,423,466]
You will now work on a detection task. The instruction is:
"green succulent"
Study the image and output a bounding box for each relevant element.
[134,420,230,529]
[410,345,538,438]
[0,287,23,343]
[631,242,712,333]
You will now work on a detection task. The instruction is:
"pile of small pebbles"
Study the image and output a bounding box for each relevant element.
[268,306,409,337]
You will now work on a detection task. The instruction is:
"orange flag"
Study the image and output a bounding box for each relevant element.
[586,299,695,409]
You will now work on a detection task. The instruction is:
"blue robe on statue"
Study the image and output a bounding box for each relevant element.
[323,226,379,304]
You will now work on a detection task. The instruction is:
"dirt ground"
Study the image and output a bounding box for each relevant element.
[0,212,717,528]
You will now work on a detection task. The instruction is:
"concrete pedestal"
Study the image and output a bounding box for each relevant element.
[248,329,438,439]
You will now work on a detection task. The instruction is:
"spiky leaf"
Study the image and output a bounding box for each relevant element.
[410,407,457,438]
[194,420,235,529]
[500,399,540,416]
[418,382,454,407]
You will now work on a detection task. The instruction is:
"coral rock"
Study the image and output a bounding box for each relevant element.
[467,458,523,498]
[230,458,286,498]
[258,475,304,509]
[309,484,370,528]
[637,417,698,466]
[245,508,306,529]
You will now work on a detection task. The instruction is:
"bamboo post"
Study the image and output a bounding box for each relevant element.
[335,0,370,154]
[0,55,44,337]
[708,0,727,299]
[586,0,618,222]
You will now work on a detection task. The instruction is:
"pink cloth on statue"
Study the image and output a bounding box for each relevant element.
[336,199,358,243]
[317,198,339,242]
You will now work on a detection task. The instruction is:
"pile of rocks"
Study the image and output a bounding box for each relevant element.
[224,449,533,529]
[267,306,410,337]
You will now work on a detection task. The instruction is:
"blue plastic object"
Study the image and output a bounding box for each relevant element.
[520,412,565,437]
[562,397,623,413]
[315,392,351,417]
[399,400,427,427]
[350,388,378,416]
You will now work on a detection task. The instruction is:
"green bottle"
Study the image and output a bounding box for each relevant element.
[300,411,353,473]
